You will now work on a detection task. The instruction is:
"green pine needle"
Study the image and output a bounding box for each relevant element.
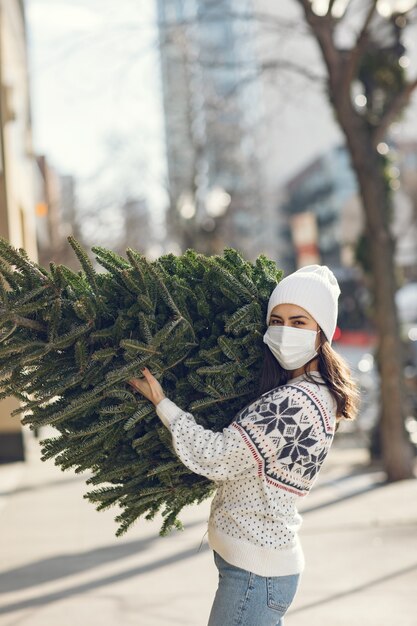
[0,239,281,537]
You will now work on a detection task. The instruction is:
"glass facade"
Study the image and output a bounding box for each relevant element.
[157,0,266,258]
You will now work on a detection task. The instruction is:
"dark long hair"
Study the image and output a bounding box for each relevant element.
[259,331,359,422]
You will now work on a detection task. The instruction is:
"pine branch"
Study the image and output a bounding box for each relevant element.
[0,311,46,333]
[68,236,98,291]
[0,241,281,537]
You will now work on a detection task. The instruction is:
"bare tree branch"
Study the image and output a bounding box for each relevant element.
[258,59,325,83]
[327,0,338,15]
[197,58,324,83]
[217,59,325,99]
[341,0,378,94]
[295,0,320,20]
[295,0,341,88]
[373,77,417,146]
[158,11,304,36]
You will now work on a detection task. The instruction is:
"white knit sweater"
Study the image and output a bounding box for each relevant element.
[156,372,337,577]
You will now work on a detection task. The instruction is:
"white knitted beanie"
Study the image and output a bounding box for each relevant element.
[266,265,341,343]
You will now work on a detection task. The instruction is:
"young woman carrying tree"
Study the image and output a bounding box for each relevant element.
[129,264,358,626]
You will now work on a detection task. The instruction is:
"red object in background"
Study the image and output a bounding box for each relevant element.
[291,212,320,268]
[333,327,377,347]
[333,326,342,342]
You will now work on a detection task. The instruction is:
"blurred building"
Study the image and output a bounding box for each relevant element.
[120,197,152,255]
[395,141,417,282]
[0,0,38,462]
[279,142,417,331]
[280,145,357,273]
[157,0,275,260]
[35,155,80,269]
[281,143,417,273]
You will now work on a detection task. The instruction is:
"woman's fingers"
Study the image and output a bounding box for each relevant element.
[128,368,165,405]
[132,383,153,402]
[141,368,165,404]
[129,377,143,390]
[129,378,147,395]
[142,367,156,384]
[142,368,160,391]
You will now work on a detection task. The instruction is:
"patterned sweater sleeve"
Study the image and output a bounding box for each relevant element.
[155,398,259,481]
[233,382,336,495]
[156,381,335,491]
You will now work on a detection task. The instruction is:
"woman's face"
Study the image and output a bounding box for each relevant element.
[269,303,320,334]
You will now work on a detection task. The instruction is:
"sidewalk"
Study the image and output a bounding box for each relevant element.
[0,427,416,626]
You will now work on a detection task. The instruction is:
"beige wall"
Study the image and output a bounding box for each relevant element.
[0,0,37,257]
[0,0,38,460]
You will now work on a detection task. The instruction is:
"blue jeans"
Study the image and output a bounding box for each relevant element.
[208,551,300,626]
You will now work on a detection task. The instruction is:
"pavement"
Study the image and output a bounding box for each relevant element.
[0,426,416,626]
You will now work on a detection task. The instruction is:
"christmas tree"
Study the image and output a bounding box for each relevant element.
[0,237,281,536]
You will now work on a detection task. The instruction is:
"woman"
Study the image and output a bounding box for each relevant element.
[129,264,358,626]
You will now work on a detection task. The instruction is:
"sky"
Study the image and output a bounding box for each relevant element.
[25,0,417,248]
[25,0,168,247]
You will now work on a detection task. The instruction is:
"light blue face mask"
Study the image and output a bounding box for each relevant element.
[263,325,320,370]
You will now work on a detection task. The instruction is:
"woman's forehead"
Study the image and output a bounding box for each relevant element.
[270,303,314,319]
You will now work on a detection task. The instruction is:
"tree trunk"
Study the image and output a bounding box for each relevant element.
[334,104,414,480]
[294,0,415,481]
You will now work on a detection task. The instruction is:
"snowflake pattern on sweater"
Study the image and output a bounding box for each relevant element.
[156,374,337,575]
[232,382,335,495]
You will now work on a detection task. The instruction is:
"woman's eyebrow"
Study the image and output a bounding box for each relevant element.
[270,314,309,320]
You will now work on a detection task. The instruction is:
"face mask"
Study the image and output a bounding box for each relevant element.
[263,325,319,371]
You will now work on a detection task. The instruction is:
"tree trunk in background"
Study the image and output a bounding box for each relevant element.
[296,1,415,480]
[338,114,414,479]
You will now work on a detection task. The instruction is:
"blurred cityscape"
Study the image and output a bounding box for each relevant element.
[0,3,416,624]
[0,0,416,462]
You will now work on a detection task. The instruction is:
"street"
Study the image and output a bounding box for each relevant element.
[0,427,416,626]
